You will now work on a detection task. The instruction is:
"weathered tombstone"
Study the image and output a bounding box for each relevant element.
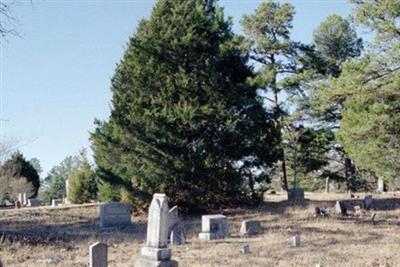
[198,214,229,241]
[89,242,107,267]
[377,178,385,193]
[27,198,41,207]
[99,202,131,228]
[18,193,23,204]
[363,195,373,210]
[22,193,27,206]
[135,193,178,267]
[65,179,70,204]
[51,199,63,207]
[287,188,305,201]
[292,234,301,247]
[240,220,261,236]
[335,201,347,216]
[240,243,250,254]
[168,206,186,245]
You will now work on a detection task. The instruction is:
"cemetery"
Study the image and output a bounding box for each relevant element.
[1,0,399,266]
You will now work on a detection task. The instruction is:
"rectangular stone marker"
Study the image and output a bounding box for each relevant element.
[241,243,250,254]
[335,201,347,216]
[287,188,305,201]
[99,202,131,228]
[90,242,107,267]
[198,214,229,241]
[135,193,178,267]
[293,234,301,247]
[363,195,373,210]
[65,179,70,204]
[168,206,186,245]
[22,193,27,206]
[51,199,63,207]
[18,193,23,204]
[240,219,261,236]
[27,198,41,207]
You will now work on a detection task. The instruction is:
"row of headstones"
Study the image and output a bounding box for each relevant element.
[15,193,65,208]
[335,194,374,216]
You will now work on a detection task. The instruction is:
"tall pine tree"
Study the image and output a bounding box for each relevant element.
[91,0,279,211]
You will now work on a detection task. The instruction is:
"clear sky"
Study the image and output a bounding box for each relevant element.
[1,0,353,176]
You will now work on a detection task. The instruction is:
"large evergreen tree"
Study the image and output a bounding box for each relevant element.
[91,0,279,211]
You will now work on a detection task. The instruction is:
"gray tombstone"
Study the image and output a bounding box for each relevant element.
[51,199,63,207]
[27,198,41,207]
[287,188,305,201]
[168,206,186,245]
[363,195,373,210]
[241,243,250,254]
[377,178,385,193]
[293,234,301,247]
[90,242,107,267]
[135,193,178,267]
[99,202,132,228]
[240,220,261,236]
[335,201,347,216]
[198,214,229,241]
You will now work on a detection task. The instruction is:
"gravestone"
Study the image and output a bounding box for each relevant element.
[240,220,261,236]
[15,201,21,209]
[198,214,229,241]
[377,178,385,193]
[363,195,373,210]
[241,243,250,254]
[335,201,347,216]
[52,199,63,207]
[99,202,131,228]
[22,193,27,206]
[65,179,70,204]
[135,193,178,267]
[293,234,301,247]
[18,193,23,204]
[287,188,305,201]
[168,206,186,245]
[27,198,41,207]
[90,242,107,267]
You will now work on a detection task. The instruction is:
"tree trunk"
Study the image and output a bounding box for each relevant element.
[279,151,288,191]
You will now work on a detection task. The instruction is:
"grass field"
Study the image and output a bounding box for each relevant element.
[0,192,400,267]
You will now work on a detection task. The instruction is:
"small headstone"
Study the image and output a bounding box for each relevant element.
[287,188,305,201]
[27,198,41,207]
[198,214,229,241]
[51,199,63,207]
[292,234,301,247]
[15,201,21,209]
[134,193,178,267]
[363,195,373,210]
[240,220,261,236]
[377,178,385,192]
[240,243,250,254]
[90,242,107,267]
[99,202,131,228]
[168,206,186,245]
[335,201,347,216]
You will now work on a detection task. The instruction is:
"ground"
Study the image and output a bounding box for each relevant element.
[1,192,400,267]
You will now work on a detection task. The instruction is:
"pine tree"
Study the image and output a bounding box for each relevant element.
[91,0,279,211]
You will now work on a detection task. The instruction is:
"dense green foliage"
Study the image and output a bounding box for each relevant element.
[91,0,279,211]
[68,160,97,204]
[0,152,40,198]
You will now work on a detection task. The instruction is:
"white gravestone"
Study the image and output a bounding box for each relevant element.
[18,193,23,204]
[27,198,41,207]
[22,193,27,206]
[65,179,70,204]
[51,199,63,207]
[198,214,229,241]
[168,206,186,245]
[240,220,261,236]
[99,202,132,228]
[90,242,107,267]
[135,193,178,267]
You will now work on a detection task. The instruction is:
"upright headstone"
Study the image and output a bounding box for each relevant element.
[18,193,23,204]
[65,179,70,204]
[241,243,250,254]
[168,206,186,245]
[15,201,21,209]
[27,198,41,207]
[198,215,229,241]
[52,199,63,207]
[99,202,131,228]
[287,188,305,201]
[363,195,373,210]
[240,220,261,236]
[377,178,385,193]
[90,242,107,267]
[292,234,301,247]
[135,193,178,267]
[335,201,347,216]
[22,193,27,206]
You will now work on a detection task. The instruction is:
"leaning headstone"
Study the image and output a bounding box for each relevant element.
[335,201,347,216]
[240,220,261,236]
[90,242,107,267]
[240,243,250,254]
[292,234,301,247]
[27,198,41,207]
[51,199,63,207]
[168,206,186,245]
[287,188,305,201]
[198,214,229,241]
[135,193,178,267]
[99,202,131,228]
[363,195,373,210]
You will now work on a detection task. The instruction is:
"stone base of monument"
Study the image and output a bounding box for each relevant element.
[287,188,305,201]
[135,247,178,267]
[198,214,229,241]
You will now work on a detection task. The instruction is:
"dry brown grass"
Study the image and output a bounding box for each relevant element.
[1,192,400,267]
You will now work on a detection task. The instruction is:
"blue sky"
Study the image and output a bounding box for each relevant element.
[1,0,353,176]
